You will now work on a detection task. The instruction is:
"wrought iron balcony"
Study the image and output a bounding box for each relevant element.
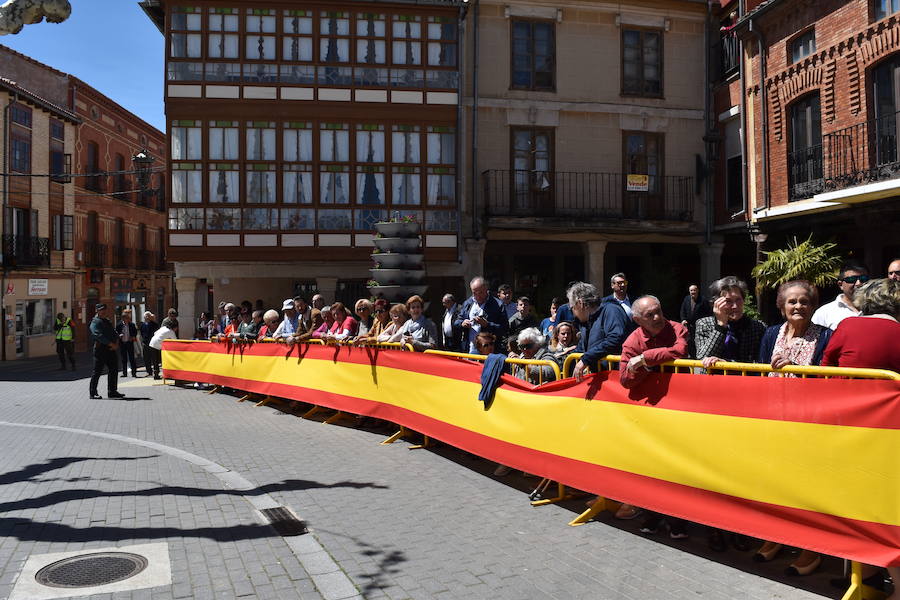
[2,235,50,268]
[154,251,167,271]
[83,242,107,267]
[714,34,739,81]
[111,246,132,269]
[482,170,695,222]
[789,109,900,201]
[136,249,150,270]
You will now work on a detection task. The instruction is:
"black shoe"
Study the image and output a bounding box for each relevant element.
[153,374,161,380]
[639,516,662,535]
[132,371,138,378]
[107,391,125,398]
[708,530,727,552]
[90,393,102,399]
[669,521,689,540]
[121,372,128,377]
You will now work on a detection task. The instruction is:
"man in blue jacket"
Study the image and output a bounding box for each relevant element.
[602,272,633,318]
[568,282,633,380]
[454,276,508,354]
[89,304,125,399]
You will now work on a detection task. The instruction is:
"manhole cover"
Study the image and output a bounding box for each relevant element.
[35,552,148,588]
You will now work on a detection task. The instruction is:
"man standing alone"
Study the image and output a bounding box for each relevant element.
[54,312,76,370]
[89,304,124,399]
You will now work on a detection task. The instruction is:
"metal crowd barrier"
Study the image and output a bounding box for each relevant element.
[561,352,900,381]
[423,349,562,385]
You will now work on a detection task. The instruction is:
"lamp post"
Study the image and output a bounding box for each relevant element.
[131,150,155,206]
[748,222,768,264]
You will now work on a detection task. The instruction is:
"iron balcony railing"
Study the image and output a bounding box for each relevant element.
[111,246,132,269]
[714,34,740,81]
[789,109,900,201]
[136,249,150,270]
[1,235,50,268]
[154,251,167,270]
[84,242,107,267]
[482,170,695,222]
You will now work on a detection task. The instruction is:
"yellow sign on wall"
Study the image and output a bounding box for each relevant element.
[626,174,649,192]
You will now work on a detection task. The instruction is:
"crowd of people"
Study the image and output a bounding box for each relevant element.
[85,258,900,589]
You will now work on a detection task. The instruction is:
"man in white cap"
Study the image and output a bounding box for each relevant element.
[273,298,299,340]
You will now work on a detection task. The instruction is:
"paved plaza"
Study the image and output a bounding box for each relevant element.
[0,356,850,599]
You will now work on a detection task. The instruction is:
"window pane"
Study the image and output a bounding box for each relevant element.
[281,208,314,229]
[392,130,420,162]
[357,39,386,64]
[392,41,421,65]
[283,37,313,61]
[280,64,315,84]
[246,36,276,60]
[284,16,312,34]
[209,34,239,58]
[171,170,202,203]
[320,172,350,203]
[427,173,455,205]
[209,170,239,203]
[168,208,204,230]
[246,170,276,203]
[209,125,239,160]
[205,62,241,82]
[246,126,276,160]
[317,209,352,230]
[243,208,278,230]
[356,130,385,162]
[242,63,278,83]
[284,128,313,162]
[357,172,385,204]
[391,171,420,204]
[206,207,241,230]
[246,14,276,33]
[284,170,313,203]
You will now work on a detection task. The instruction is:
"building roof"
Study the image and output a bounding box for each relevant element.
[0,76,80,123]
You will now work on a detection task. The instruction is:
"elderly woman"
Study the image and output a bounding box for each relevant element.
[695,276,767,368]
[511,327,557,385]
[311,306,336,339]
[753,280,832,575]
[323,302,358,341]
[759,280,832,375]
[354,299,374,337]
[377,304,411,343]
[356,299,390,343]
[395,295,438,351]
[257,309,281,339]
[822,278,900,372]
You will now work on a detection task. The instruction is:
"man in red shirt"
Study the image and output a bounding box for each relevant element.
[619,295,689,389]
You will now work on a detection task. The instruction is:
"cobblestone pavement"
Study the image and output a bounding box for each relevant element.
[0,357,848,599]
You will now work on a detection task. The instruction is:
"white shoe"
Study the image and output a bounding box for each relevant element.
[493,465,511,476]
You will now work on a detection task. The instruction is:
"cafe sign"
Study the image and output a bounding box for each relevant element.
[111,277,132,293]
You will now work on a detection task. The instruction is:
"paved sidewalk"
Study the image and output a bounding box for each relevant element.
[0,361,846,599]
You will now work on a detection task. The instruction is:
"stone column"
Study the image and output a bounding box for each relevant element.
[175,276,197,338]
[583,241,608,287]
[461,238,487,283]
[316,277,339,304]
[699,242,724,289]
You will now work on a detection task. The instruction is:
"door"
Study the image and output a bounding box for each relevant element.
[14,301,24,357]
[511,128,553,215]
[788,94,823,200]
[623,132,664,219]
[872,56,900,168]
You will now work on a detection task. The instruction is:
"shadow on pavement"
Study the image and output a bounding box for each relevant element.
[315,526,407,596]
[0,352,156,383]
[0,456,159,486]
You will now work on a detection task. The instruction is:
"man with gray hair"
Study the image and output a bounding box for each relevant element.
[619,296,688,389]
[454,276,508,354]
[568,282,633,380]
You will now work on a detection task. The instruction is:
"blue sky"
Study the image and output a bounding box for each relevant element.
[2,1,165,131]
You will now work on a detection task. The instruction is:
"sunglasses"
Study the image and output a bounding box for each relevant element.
[519,342,536,350]
[478,343,494,349]
[841,275,870,284]
[889,271,900,277]
[375,309,387,313]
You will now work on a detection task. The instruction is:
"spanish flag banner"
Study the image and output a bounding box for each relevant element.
[162,340,900,566]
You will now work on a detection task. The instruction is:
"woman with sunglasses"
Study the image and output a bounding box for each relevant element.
[812,263,870,330]
[511,327,556,385]
[354,299,374,336]
[474,332,496,355]
[356,299,391,343]
[377,304,411,343]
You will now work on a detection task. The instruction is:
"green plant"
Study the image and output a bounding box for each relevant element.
[742,293,763,321]
[751,235,843,289]
[366,279,380,288]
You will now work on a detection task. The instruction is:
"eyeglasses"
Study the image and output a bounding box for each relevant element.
[841,275,870,284]
[519,342,536,350]
[375,309,387,313]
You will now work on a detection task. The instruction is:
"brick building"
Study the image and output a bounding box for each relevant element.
[0,46,171,356]
[0,75,78,360]
[711,0,900,282]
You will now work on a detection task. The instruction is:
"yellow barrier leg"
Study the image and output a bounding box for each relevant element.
[380,426,409,445]
[205,385,220,395]
[301,405,323,419]
[840,562,888,600]
[568,496,621,526]
[254,395,275,407]
[408,435,432,450]
[323,411,349,425]
[238,394,255,403]
[532,482,581,506]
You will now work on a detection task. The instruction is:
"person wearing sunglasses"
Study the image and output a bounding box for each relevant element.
[474,332,496,355]
[812,263,869,330]
[354,299,374,337]
[357,299,391,343]
[510,327,556,385]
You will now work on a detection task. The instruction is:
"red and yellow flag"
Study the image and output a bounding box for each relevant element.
[163,340,900,566]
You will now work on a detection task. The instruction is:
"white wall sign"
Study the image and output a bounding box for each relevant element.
[28,279,49,296]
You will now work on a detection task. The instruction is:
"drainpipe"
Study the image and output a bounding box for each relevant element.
[703,0,712,245]
[470,0,480,240]
[734,0,748,220]
[748,18,770,213]
[1,93,16,361]
[455,2,467,264]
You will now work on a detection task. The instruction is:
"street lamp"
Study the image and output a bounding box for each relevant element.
[748,222,768,264]
[132,150,155,205]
